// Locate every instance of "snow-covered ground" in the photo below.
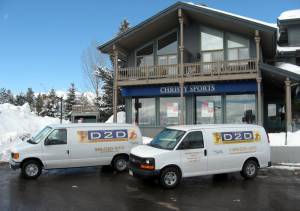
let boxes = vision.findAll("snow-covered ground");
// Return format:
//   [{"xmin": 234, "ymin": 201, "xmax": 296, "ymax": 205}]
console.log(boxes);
[
  {"xmin": 269, "ymin": 131, "xmax": 300, "ymax": 146},
  {"xmin": 105, "ymin": 111, "xmax": 126, "ymax": 123},
  {"xmin": 0, "ymin": 103, "xmax": 66, "ymax": 161}
]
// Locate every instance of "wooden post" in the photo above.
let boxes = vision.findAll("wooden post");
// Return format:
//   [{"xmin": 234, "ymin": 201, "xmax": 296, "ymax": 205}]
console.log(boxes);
[
  {"xmin": 285, "ymin": 78, "xmax": 292, "ymax": 132},
  {"xmin": 113, "ymin": 45, "xmax": 118, "ymax": 123},
  {"xmin": 178, "ymin": 9, "xmax": 185, "ymax": 125},
  {"xmin": 255, "ymin": 30, "xmax": 262, "ymax": 126}
]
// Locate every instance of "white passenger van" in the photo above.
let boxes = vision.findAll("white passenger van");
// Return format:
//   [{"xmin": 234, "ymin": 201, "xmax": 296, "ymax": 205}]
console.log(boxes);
[
  {"xmin": 129, "ymin": 124, "xmax": 271, "ymax": 189},
  {"xmin": 9, "ymin": 123, "xmax": 142, "ymax": 179}
]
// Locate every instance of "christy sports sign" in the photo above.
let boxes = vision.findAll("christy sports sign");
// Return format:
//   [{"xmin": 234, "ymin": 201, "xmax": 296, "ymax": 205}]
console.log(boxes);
[
  {"xmin": 77, "ymin": 129, "xmax": 137, "ymax": 143},
  {"xmin": 121, "ymin": 81, "xmax": 257, "ymax": 97}
]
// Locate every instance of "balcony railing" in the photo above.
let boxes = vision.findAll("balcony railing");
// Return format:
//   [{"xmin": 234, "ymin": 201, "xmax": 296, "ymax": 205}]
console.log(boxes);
[{"xmin": 118, "ymin": 59, "xmax": 257, "ymax": 82}]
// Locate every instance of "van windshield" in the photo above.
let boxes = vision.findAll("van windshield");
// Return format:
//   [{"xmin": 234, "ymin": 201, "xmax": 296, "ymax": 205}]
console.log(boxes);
[
  {"xmin": 148, "ymin": 129, "xmax": 185, "ymax": 150},
  {"xmin": 29, "ymin": 126, "xmax": 52, "ymax": 144}
]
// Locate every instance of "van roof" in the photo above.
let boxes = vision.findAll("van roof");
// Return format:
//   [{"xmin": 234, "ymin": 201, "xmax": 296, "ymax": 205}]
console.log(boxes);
[
  {"xmin": 167, "ymin": 124, "xmax": 263, "ymax": 132},
  {"xmin": 48, "ymin": 123, "xmax": 136, "ymax": 129}
]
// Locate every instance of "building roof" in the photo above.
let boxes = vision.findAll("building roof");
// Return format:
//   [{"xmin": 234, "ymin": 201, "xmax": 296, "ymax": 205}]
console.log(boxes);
[
  {"xmin": 99, "ymin": 1, "xmax": 277, "ymax": 59},
  {"xmin": 260, "ymin": 63, "xmax": 300, "ymax": 82},
  {"xmin": 167, "ymin": 124, "xmax": 262, "ymax": 131},
  {"xmin": 278, "ymin": 9, "xmax": 300, "ymax": 21},
  {"xmin": 277, "ymin": 45, "xmax": 300, "ymax": 53},
  {"xmin": 275, "ymin": 62, "xmax": 300, "ymax": 76}
]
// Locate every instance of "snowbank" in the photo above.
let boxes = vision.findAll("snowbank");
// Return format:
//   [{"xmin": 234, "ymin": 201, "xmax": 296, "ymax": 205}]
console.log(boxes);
[
  {"xmin": 0, "ymin": 103, "xmax": 65, "ymax": 161},
  {"xmin": 105, "ymin": 112, "xmax": 126, "ymax": 123},
  {"xmin": 278, "ymin": 9, "xmax": 300, "ymax": 21},
  {"xmin": 269, "ymin": 131, "xmax": 300, "ymax": 146}
]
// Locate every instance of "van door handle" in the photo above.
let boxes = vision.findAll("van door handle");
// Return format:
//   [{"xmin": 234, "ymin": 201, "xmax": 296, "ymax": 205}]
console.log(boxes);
[
  {"xmin": 66, "ymin": 150, "xmax": 70, "ymax": 155},
  {"xmin": 204, "ymin": 149, "xmax": 207, "ymax": 156}
]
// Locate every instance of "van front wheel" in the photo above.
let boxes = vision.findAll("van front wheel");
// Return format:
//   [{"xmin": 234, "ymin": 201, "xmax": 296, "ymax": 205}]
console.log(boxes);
[
  {"xmin": 21, "ymin": 160, "xmax": 42, "ymax": 179},
  {"xmin": 112, "ymin": 155, "xmax": 128, "ymax": 172},
  {"xmin": 241, "ymin": 160, "xmax": 258, "ymax": 179},
  {"xmin": 159, "ymin": 167, "xmax": 181, "ymax": 189}
]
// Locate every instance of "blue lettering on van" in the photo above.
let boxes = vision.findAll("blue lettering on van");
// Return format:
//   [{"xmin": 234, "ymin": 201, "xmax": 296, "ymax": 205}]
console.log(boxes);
[
  {"xmin": 221, "ymin": 131, "xmax": 254, "ymax": 142},
  {"xmin": 88, "ymin": 130, "xmax": 128, "ymax": 140}
]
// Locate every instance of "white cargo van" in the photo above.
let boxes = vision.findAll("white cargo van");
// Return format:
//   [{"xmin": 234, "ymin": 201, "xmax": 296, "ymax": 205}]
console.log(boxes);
[
  {"xmin": 129, "ymin": 124, "xmax": 271, "ymax": 189},
  {"xmin": 9, "ymin": 123, "xmax": 142, "ymax": 179}
]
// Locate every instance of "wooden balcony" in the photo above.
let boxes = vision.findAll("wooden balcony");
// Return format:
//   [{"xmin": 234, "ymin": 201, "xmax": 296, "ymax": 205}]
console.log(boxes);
[{"xmin": 117, "ymin": 59, "xmax": 257, "ymax": 86}]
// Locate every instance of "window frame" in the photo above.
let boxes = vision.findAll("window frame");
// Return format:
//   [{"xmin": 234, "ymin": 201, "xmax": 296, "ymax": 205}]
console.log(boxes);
[
  {"xmin": 135, "ymin": 41, "xmax": 155, "ymax": 67},
  {"xmin": 176, "ymin": 130, "xmax": 204, "ymax": 150},
  {"xmin": 227, "ymin": 33, "xmax": 250, "ymax": 61},
  {"xmin": 44, "ymin": 129, "xmax": 68, "ymax": 146}
]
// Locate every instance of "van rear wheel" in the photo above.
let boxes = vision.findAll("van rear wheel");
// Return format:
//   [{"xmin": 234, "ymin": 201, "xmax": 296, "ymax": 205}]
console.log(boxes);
[
  {"xmin": 112, "ymin": 155, "xmax": 128, "ymax": 172},
  {"xmin": 21, "ymin": 160, "xmax": 42, "ymax": 179},
  {"xmin": 241, "ymin": 160, "xmax": 258, "ymax": 179}
]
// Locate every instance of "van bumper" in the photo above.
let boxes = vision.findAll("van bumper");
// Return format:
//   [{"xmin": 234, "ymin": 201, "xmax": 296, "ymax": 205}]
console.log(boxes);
[
  {"xmin": 9, "ymin": 160, "xmax": 21, "ymax": 170},
  {"xmin": 129, "ymin": 164, "xmax": 160, "ymax": 178}
]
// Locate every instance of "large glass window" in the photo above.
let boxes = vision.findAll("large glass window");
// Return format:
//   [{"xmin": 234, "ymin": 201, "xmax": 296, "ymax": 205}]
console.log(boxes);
[
  {"xmin": 196, "ymin": 96, "xmax": 222, "ymax": 124},
  {"xmin": 160, "ymin": 97, "xmax": 184, "ymax": 125},
  {"xmin": 136, "ymin": 43, "xmax": 154, "ymax": 67},
  {"xmin": 201, "ymin": 27, "xmax": 224, "ymax": 63},
  {"xmin": 132, "ymin": 98, "xmax": 156, "ymax": 125},
  {"xmin": 227, "ymin": 33, "xmax": 249, "ymax": 61},
  {"xmin": 226, "ymin": 94, "xmax": 256, "ymax": 124}
]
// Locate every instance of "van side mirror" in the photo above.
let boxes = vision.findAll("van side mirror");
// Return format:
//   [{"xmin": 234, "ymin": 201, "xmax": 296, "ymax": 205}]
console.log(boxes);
[
  {"xmin": 44, "ymin": 138, "xmax": 51, "ymax": 146},
  {"xmin": 178, "ymin": 141, "xmax": 189, "ymax": 150}
]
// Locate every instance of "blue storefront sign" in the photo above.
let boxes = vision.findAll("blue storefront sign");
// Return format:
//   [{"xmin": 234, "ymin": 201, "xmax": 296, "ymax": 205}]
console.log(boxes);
[{"xmin": 121, "ymin": 81, "xmax": 257, "ymax": 97}]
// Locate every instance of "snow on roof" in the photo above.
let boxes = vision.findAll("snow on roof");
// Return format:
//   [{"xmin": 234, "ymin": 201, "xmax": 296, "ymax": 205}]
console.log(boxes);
[
  {"xmin": 186, "ymin": 2, "xmax": 277, "ymax": 28},
  {"xmin": 278, "ymin": 9, "xmax": 300, "ymax": 21},
  {"xmin": 167, "ymin": 124, "xmax": 262, "ymax": 131},
  {"xmin": 276, "ymin": 62, "xmax": 300, "ymax": 75},
  {"xmin": 277, "ymin": 45, "xmax": 300, "ymax": 52}
]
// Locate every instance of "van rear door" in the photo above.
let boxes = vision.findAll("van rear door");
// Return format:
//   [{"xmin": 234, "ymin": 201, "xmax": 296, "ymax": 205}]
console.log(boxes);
[{"xmin": 177, "ymin": 130, "xmax": 207, "ymax": 177}]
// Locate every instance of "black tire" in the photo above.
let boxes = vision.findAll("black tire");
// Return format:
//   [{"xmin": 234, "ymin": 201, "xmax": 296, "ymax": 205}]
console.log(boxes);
[
  {"xmin": 21, "ymin": 160, "xmax": 42, "ymax": 179},
  {"xmin": 159, "ymin": 167, "xmax": 181, "ymax": 189},
  {"xmin": 112, "ymin": 155, "xmax": 128, "ymax": 172},
  {"xmin": 241, "ymin": 160, "xmax": 258, "ymax": 179}
]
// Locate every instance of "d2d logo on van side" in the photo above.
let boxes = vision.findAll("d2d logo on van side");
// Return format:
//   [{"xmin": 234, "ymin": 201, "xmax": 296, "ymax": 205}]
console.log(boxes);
[
  {"xmin": 213, "ymin": 131, "xmax": 261, "ymax": 144},
  {"xmin": 77, "ymin": 130, "xmax": 129, "ymax": 143}
]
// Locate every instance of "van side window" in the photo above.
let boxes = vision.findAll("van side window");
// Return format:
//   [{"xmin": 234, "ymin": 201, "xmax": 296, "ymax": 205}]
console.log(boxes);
[
  {"xmin": 45, "ymin": 129, "xmax": 67, "ymax": 145},
  {"xmin": 178, "ymin": 131, "xmax": 204, "ymax": 149}
]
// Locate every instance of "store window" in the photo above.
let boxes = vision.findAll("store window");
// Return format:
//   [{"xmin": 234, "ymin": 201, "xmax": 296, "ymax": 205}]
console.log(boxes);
[
  {"xmin": 132, "ymin": 98, "xmax": 156, "ymax": 125},
  {"xmin": 200, "ymin": 26, "xmax": 224, "ymax": 62},
  {"xmin": 196, "ymin": 96, "xmax": 222, "ymax": 124},
  {"xmin": 227, "ymin": 33, "xmax": 249, "ymax": 61},
  {"xmin": 136, "ymin": 43, "xmax": 154, "ymax": 67},
  {"xmin": 160, "ymin": 97, "xmax": 183, "ymax": 125},
  {"xmin": 226, "ymin": 94, "xmax": 256, "ymax": 124}
]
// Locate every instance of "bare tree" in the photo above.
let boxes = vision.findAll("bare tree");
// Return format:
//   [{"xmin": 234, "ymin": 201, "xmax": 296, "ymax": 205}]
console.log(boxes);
[{"xmin": 82, "ymin": 41, "xmax": 108, "ymax": 102}]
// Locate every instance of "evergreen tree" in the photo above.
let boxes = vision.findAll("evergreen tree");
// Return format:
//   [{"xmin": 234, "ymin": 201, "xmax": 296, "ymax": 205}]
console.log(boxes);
[
  {"xmin": 0, "ymin": 88, "xmax": 14, "ymax": 104},
  {"xmin": 43, "ymin": 89, "xmax": 59, "ymax": 117},
  {"xmin": 96, "ymin": 67, "xmax": 124, "ymax": 121},
  {"xmin": 15, "ymin": 93, "xmax": 26, "ymax": 106},
  {"xmin": 25, "ymin": 88, "xmax": 35, "ymax": 110},
  {"xmin": 78, "ymin": 93, "xmax": 90, "ymax": 107},
  {"xmin": 65, "ymin": 83, "xmax": 77, "ymax": 117},
  {"xmin": 35, "ymin": 93, "xmax": 44, "ymax": 115},
  {"xmin": 118, "ymin": 19, "xmax": 130, "ymax": 35}
]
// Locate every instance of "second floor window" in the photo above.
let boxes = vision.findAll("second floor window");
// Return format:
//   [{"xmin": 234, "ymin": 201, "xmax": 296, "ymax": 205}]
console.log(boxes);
[
  {"xmin": 157, "ymin": 31, "xmax": 178, "ymax": 67},
  {"xmin": 200, "ymin": 26, "xmax": 224, "ymax": 62},
  {"xmin": 136, "ymin": 43, "xmax": 154, "ymax": 67},
  {"xmin": 227, "ymin": 33, "xmax": 249, "ymax": 61}
]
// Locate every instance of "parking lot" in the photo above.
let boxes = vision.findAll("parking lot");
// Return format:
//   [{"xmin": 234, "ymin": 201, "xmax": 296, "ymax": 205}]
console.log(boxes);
[{"xmin": 0, "ymin": 164, "xmax": 300, "ymax": 211}]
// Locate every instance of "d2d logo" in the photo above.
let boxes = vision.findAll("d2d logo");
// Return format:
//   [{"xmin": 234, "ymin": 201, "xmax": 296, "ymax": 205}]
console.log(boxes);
[
  {"xmin": 77, "ymin": 130, "xmax": 128, "ymax": 143},
  {"xmin": 213, "ymin": 131, "xmax": 260, "ymax": 144}
]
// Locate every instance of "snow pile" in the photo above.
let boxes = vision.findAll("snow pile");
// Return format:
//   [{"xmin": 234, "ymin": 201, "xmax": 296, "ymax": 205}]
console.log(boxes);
[
  {"xmin": 278, "ymin": 9, "xmax": 300, "ymax": 21},
  {"xmin": 275, "ymin": 62, "xmax": 300, "ymax": 75},
  {"xmin": 269, "ymin": 131, "xmax": 300, "ymax": 146},
  {"xmin": 143, "ymin": 137, "xmax": 152, "ymax": 145},
  {"xmin": 0, "ymin": 103, "xmax": 64, "ymax": 161},
  {"xmin": 105, "ymin": 112, "xmax": 126, "ymax": 123},
  {"xmin": 277, "ymin": 46, "xmax": 300, "ymax": 53}
]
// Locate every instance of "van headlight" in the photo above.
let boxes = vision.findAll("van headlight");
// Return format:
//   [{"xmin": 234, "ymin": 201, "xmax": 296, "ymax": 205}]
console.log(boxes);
[
  {"xmin": 11, "ymin": 152, "xmax": 20, "ymax": 160},
  {"xmin": 140, "ymin": 158, "xmax": 155, "ymax": 170}
]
